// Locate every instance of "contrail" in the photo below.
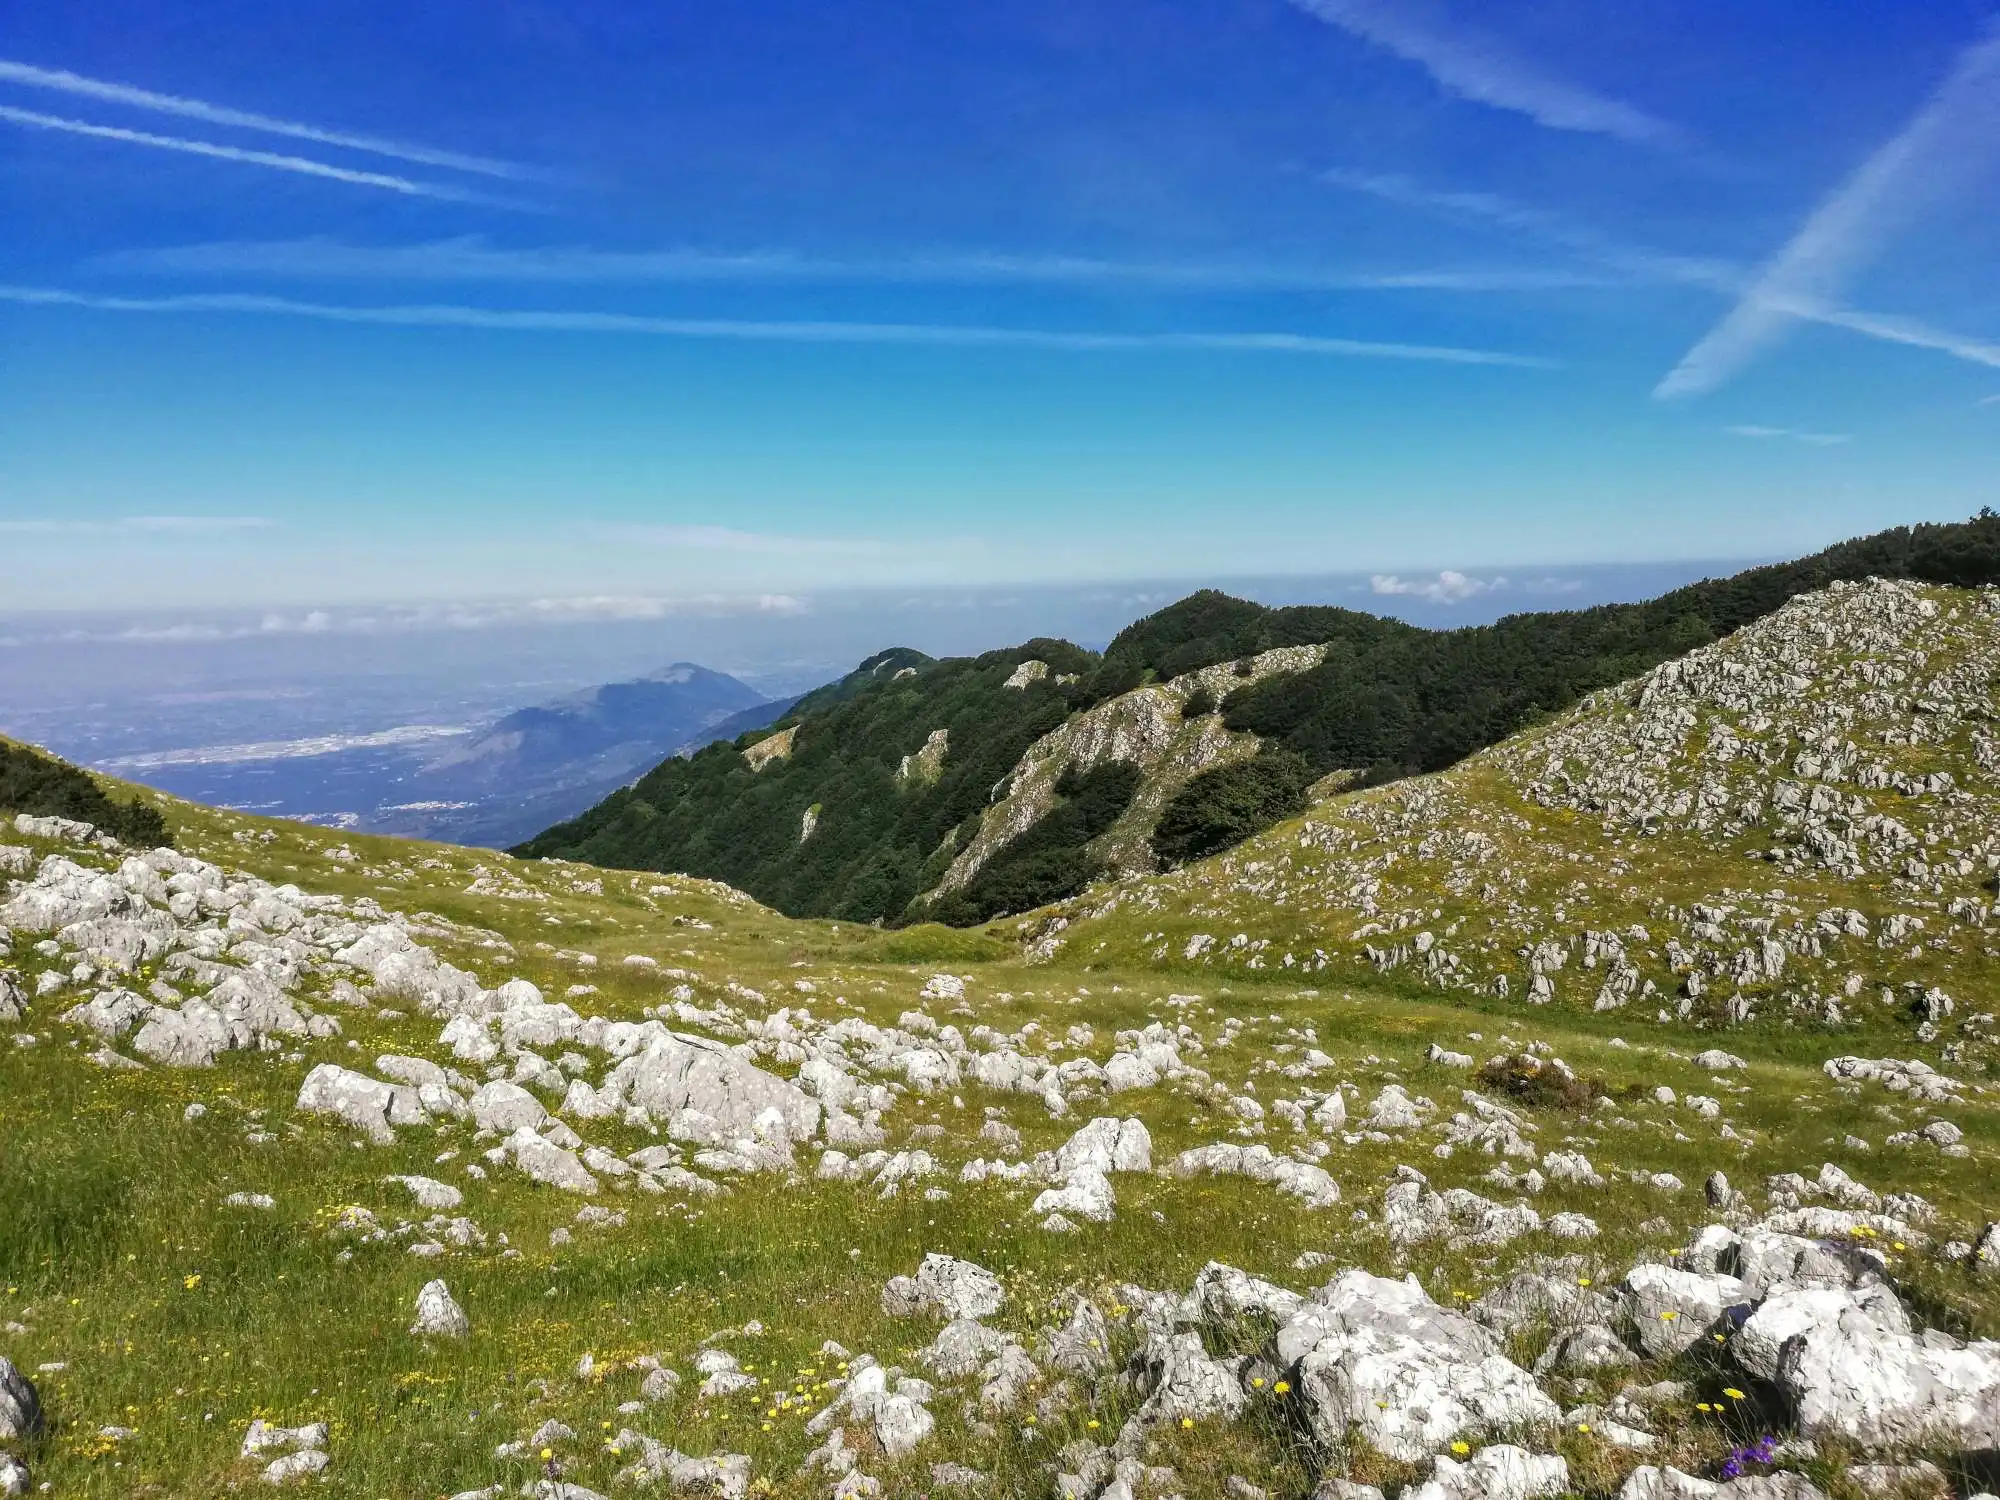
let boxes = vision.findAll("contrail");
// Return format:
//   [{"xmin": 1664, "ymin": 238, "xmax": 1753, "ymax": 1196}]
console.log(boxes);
[
  {"xmin": 0, "ymin": 57, "xmax": 523, "ymax": 177},
  {"xmin": 1285, "ymin": 0, "xmax": 1679, "ymax": 147},
  {"xmin": 0, "ymin": 104, "xmax": 501, "ymax": 202},
  {"xmin": 0, "ymin": 284, "xmax": 1557, "ymax": 367},
  {"xmin": 1657, "ymin": 23, "xmax": 2000, "ymax": 398},
  {"xmin": 1328, "ymin": 168, "xmax": 2000, "ymax": 378}
]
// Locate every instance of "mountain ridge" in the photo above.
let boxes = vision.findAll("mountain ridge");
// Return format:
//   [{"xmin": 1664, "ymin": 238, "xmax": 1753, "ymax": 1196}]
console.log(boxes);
[{"xmin": 517, "ymin": 512, "xmax": 2000, "ymax": 925}]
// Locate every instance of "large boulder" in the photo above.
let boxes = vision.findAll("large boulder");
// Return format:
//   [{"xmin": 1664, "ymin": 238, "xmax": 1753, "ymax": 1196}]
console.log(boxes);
[
  {"xmin": 501, "ymin": 1127, "xmax": 599, "ymax": 1194},
  {"xmin": 1281, "ymin": 1270, "xmax": 1557, "ymax": 1460},
  {"xmin": 469, "ymin": 1079, "xmax": 547, "ymax": 1134},
  {"xmin": 1732, "ymin": 1283, "xmax": 1909, "ymax": 1381},
  {"xmin": 1167, "ymin": 1143, "xmax": 1340, "ymax": 1208},
  {"xmin": 1053, "ymin": 1117, "xmax": 1152, "ymax": 1175},
  {"xmin": 296, "ymin": 1064, "xmax": 428, "ymax": 1144},
  {"xmin": 603, "ymin": 1034, "xmax": 821, "ymax": 1145},
  {"xmin": 0, "ymin": 857, "xmax": 142, "ymax": 932},
  {"xmin": 132, "ymin": 1000, "xmax": 239, "ymax": 1067},
  {"xmin": 886, "ymin": 1254, "xmax": 1007, "ymax": 1321},
  {"xmin": 410, "ymin": 1280, "xmax": 470, "ymax": 1340},
  {"xmin": 1757, "ymin": 1287, "xmax": 2000, "ymax": 1450},
  {"xmin": 915, "ymin": 1253, "xmax": 1006, "ymax": 1320},
  {"xmin": 1128, "ymin": 1330, "xmax": 1248, "ymax": 1429}
]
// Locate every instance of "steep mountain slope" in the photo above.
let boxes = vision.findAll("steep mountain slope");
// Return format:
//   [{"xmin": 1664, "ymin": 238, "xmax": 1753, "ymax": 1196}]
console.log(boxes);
[
  {"xmin": 520, "ymin": 514, "xmax": 2000, "ymax": 929},
  {"xmin": 1024, "ymin": 579, "xmax": 2000, "ymax": 1052},
  {"xmin": 385, "ymin": 663, "xmax": 774, "ymax": 847},
  {"xmin": 923, "ymin": 642, "xmax": 1334, "ymax": 924}
]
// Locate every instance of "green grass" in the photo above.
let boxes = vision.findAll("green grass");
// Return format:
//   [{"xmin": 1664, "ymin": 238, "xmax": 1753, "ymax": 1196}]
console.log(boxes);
[{"xmin": 3, "ymin": 700, "xmax": 1999, "ymax": 1497}]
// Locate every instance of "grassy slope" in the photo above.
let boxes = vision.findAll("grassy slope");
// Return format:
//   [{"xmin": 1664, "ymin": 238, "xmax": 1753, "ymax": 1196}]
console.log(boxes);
[
  {"xmin": 4, "ymin": 604, "xmax": 2000, "ymax": 1498},
  {"xmin": 1025, "ymin": 582, "xmax": 2000, "ymax": 1043}
]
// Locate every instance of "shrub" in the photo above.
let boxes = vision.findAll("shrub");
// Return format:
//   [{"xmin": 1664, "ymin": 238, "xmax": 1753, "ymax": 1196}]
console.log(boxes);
[
  {"xmin": 1474, "ymin": 1055, "xmax": 1607, "ymax": 1113},
  {"xmin": 1152, "ymin": 749, "xmax": 1313, "ymax": 867},
  {"xmin": 0, "ymin": 740, "xmax": 171, "ymax": 848}
]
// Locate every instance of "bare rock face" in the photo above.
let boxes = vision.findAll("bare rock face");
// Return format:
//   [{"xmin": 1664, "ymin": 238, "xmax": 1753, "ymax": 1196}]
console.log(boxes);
[
  {"xmin": 935, "ymin": 643, "xmax": 1330, "ymax": 896},
  {"xmin": 1294, "ymin": 1313, "xmax": 1557, "ymax": 1460}
]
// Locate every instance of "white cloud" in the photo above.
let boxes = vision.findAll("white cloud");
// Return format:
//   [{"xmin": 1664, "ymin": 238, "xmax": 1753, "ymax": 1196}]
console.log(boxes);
[
  {"xmin": 258, "ymin": 610, "xmax": 334, "ymax": 633},
  {"xmin": 1370, "ymin": 569, "xmax": 1505, "ymax": 603},
  {"xmin": 0, "ymin": 104, "xmax": 504, "ymax": 202},
  {"xmin": 1285, "ymin": 0, "xmax": 1679, "ymax": 146},
  {"xmin": 0, "ymin": 57, "xmax": 524, "ymax": 177},
  {"xmin": 95, "ymin": 235, "xmax": 1612, "ymax": 294},
  {"xmin": 0, "ymin": 514, "xmax": 272, "ymax": 534},
  {"xmin": 1657, "ymin": 23, "xmax": 2000, "ymax": 399},
  {"xmin": 0, "ymin": 284, "xmax": 1554, "ymax": 367},
  {"xmin": 1726, "ymin": 424, "xmax": 1850, "ymax": 446},
  {"xmin": 515, "ymin": 594, "xmax": 810, "ymax": 622}
]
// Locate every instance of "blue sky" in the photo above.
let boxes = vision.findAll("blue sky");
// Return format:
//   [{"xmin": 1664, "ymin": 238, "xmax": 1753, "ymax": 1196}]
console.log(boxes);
[{"xmin": 3, "ymin": 0, "xmax": 1998, "ymax": 611}]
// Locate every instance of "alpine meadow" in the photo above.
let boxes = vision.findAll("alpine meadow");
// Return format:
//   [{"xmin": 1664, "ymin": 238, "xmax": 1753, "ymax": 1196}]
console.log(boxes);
[{"xmin": 7, "ymin": 4, "xmax": 2000, "ymax": 1500}]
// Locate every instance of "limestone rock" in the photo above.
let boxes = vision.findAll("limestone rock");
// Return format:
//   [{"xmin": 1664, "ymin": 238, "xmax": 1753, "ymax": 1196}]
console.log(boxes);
[{"xmin": 411, "ymin": 1279, "xmax": 470, "ymax": 1339}]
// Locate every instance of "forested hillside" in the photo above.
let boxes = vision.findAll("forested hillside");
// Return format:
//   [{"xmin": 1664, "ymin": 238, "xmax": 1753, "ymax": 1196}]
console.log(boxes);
[
  {"xmin": 517, "ymin": 641, "xmax": 1099, "ymax": 921},
  {"xmin": 519, "ymin": 512, "xmax": 2000, "ymax": 925}
]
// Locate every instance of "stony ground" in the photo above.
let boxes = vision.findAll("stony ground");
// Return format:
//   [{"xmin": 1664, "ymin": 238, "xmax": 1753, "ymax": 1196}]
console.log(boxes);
[{"xmin": 4, "ymin": 580, "xmax": 2000, "ymax": 1500}]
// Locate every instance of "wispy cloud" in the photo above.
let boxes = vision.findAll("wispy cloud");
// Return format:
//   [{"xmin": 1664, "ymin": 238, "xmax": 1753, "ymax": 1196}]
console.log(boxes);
[
  {"xmin": 1370, "ymin": 569, "xmax": 1504, "ymax": 603},
  {"xmin": 0, "ymin": 104, "xmax": 507, "ymax": 203},
  {"xmin": 0, "ymin": 514, "xmax": 272, "ymax": 535},
  {"xmin": 0, "ymin": 57, "xmax": 523, "ymax": 177},
  {"xmin": 1656, "ymin": 23, "xmax": 2000, "ymax": 399},
  {"xmin": 1328, "ymin": 168, "xmax": 2000, "ymax": 378},
  {"xmin": 1324, "ymin": 170, "xmax": 1734, "ymax": 287},
  {"xmin": 1725, "ymin": 423, "xmax": 1850, "ymax": 446},
  {"xmin": 93, "ymin": 235, "xmax": 1611, "ymax": 294},
  {"xmin": 0, "ymin": 594, "xmax": 817, "ymax": 649},
  {"xmin": 599, "ymin": 524, "xmax": 895, "ymax": 557},
  {"xmin": 0, "ymin": 285, "xmax": 1555, "ymax": 367},
  {"xmin": 1284, "ymin": 0, "xmax": 1679, "ymax": 147}
]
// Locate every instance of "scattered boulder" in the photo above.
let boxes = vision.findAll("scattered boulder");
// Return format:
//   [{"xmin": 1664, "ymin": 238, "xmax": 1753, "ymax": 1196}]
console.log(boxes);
[{"xmin": 410, "ymin": 1279, "xmax": 470, "ymax": 1340}]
